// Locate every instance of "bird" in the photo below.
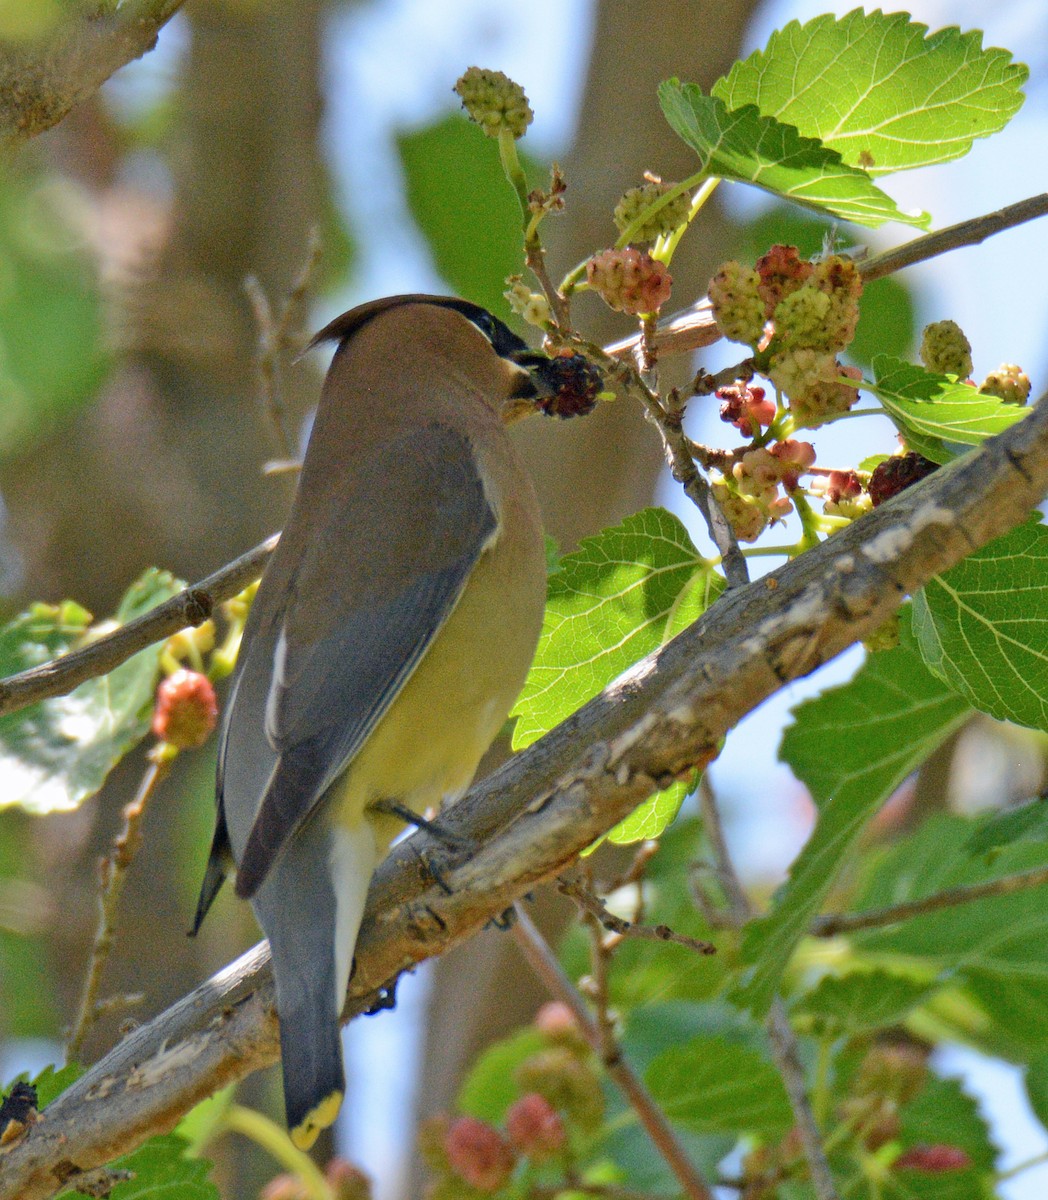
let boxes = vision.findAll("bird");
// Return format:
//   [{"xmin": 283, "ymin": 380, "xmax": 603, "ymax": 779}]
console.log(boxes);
[{"xmin": 190, "ymin": 295, "xmax": 554, "ymax": 1150}]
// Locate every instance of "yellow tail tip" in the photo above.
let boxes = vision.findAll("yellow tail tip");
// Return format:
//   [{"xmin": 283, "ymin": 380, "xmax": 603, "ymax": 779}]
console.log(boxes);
[{"xmin": 290, "ymin": 1090, "xmax": 344, "ymax": 1150}]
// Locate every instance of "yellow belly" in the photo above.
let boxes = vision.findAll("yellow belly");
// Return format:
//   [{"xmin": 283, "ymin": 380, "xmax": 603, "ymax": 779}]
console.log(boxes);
[{"xmin": 330, "ymin": 534, "xmax": 544, "ymax": 853}]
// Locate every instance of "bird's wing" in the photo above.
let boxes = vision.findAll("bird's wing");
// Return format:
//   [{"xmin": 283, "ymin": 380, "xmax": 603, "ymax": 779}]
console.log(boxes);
[{"xmin": 224, "ymin": 423, "xmax": 498, "ymax": 899}]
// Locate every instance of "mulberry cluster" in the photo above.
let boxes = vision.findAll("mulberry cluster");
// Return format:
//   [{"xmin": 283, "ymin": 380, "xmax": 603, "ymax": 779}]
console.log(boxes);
[
  {"xmin": 587, "ymin": 247, "xmax": 672, "ymax": 315},
  {"xmin": 613, "ymin": 180, "xmax": 691, "ymax": 242},
  {"xmin": 919, "ymin": 320, "xmax": 972, "ymax": 378},
  {"xmin": 454, "ymin": 67, "xmax": 533, "ymax": 139},
  {"xmin": 708, "ymin": 260, "xmax": 765, "ymax": 346},
  {"xmin": 819, "ymin": 469, "xmax": 871, "ymax": 520},
  {"xmin": 868, "ymin": 452, "xmax": 938, "ymax": 507},
  {"xmin": 979, "ymin": 362, "xmax": 1031, "ymax": 405},
  {"xmin": 710, "ymin": 245, "xmax": 863, "ymax": 427},
  {"xmin": 421, "ymin": 1003, "xmax": 598, "ymax": 1198},
  {"xmin": 152, "ymin": 669, "xmax": 218, "ymax": 750},
  {"xmin": 712, "ymin": 439, "xmax": 815, "ymax": 542},
  {"xmin": 717, "ymin": 381, "xmax": 776, "ymax": 434}
]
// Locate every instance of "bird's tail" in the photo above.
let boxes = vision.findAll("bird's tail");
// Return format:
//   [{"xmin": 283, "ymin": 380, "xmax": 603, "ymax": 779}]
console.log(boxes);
[{"xmin": 253, "ymin": 815, "xmax": 378, "ymax": 1149}]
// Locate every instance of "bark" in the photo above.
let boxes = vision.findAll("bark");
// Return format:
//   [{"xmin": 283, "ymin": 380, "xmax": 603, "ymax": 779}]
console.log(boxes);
[{"xmin": 0, "ymin": 1, "xmax": 185, "ymax": 147}]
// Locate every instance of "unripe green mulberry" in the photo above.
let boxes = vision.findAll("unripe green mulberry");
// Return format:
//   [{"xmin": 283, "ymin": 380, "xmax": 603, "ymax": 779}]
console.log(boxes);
[
  {"xmin": 766, "ymin": 346, "xmax": 837, "ymax": 400},
  {"xmin": 773, "ymin": 284, "xmax": 833, "ymax": 348},
  {"xmin": 709, "ymin": 261, "xmax": 765, "ymax": 346},
  {"xmin": 789, "ymin": 363, "xmax": 862, "ymax": 428},
  {"xmin": 811, "ymin": 255, "xmax": 862, "ymax": 350},
  {"xmin": 979, "ymin": 362, "xmax": 1031, "ymax": 405},
  {"xmin": 613, "ymin": 181, "xmax": 691, "ymax": 242},
  {"xmin": 920, "ymin": 320, "xmax": 973, "ymax": 378},
  {"xmin": 454, "ymin": 67, "xmax": 533, "ymax": 139}
]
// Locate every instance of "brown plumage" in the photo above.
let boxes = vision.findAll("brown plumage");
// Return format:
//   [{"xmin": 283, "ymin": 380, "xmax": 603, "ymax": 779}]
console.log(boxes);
[{"xmin": 193, "ymin": 296, "xmax": 550, "ymax": 1148}]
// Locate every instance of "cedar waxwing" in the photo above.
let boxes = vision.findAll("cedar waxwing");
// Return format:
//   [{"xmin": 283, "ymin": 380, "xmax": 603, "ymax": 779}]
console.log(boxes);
[{"xmin": 192, "ymin": 295, "xmax": 556, "ymax": 1150}]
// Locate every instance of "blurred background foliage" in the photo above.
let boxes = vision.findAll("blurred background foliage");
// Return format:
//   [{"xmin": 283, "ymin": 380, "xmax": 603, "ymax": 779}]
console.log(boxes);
[{"xmin": 0, "ymin": 2, "xmax": 1046, "ymax": 1199}]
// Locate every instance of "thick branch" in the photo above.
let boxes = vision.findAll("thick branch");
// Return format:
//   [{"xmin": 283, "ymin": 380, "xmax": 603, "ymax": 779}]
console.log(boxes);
[
  {"xmin": 0, "ymin": 0, "xmax": 185, "ymax": 147},
  {"xmin": 3, "ymin": 395, "xmax": 1048, "ymax": 1198}
]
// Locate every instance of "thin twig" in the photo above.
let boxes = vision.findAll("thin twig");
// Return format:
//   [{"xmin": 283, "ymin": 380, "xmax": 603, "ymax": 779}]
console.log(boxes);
[
  {"xmin": 604, "ymin": 193, "xmax": 1048, "ymax": 362},
  {"xmin": 571, "ymin": 337, "xmax": 749, "ymax": 588},
  {"xmin": 244, "ymin": 227, "xmax": 323, "ymax": 459},
  {"xmin": 511, "ymin": 904, "xmax": 715, "ymax": 1200},
  {"xmin": 67, "ymin": 755, "xmax": 172, "ymax": 1061},
  {"xmin": 558, "ymin": 874, "xmax": 716, "ymax": 956},
  {"xmin": 698, "ymin": 784, "xmax": 840, "ymax": 1200},
  {"xmin": 0, "ymin": 535, "xmax": 278, "ymax": 721},
  {"xmin": 859, "ymin": 193, "xmax": 1048, "ymax": 284},
  {"xmin": 811, "ymin": 864, "xmax": 1048, "ymax": 937}
]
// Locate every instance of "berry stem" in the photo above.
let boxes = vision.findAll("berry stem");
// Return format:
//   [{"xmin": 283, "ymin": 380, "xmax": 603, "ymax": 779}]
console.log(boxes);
[
  {"xmin": 652, "ymin": 177, "xmax": 720, "ymax": 266},
  {"xmin": 220, "ymin": 1104, "xmax": 335, "ymax": 1200},
  {"xmin": 614, "ymin": 171, "xmax": 708, "ymax": 251}
]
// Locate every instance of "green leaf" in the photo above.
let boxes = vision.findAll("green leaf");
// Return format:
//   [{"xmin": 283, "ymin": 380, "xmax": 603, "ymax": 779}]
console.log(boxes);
[
  {"xmin": 658, "ymin": 82, "xmax": 927, "ymax": 229},
  {"xmin": 713, "ymin": 10, "xmax": 1027, "ymax": 177},
  {"xmin": 398, "ymin": 114, "xmax": 543, "ymax": 322},
  {"xmin": 899, "ymin": 1076, "xmax": 997, "ymax": 1173},
  {"xmin": 646, "ymin": 1034, "xmax": 792, "ymax": 1136},
  {"xmin": 1024, "ymin": 1054, "xmax": 1048, "ymax": 1133},
  {"xmin": 736, "ymin": 610, "xmax": 971, "ymax": 1014},
  {"xmin": 965, "ymin": 796, "xmax": 1048, "ymax": 860},
  {"xmin": 913, "ymin": 519, "xmax": 1048, "ymax": 733},
  {"xmin": 604, "ymin": 777, "xmax": 692, "ymax": 847},
  {"xmin": 793, "ymin": 970, "xmax": 934, "ymax": 1036},
  {"xmin": 0, "ymin": 568, "xmax": 185, "ymax": 814},
  {"xmin": 3, "ymin": 1062, "xmax": 83, "ymax": 1108},
  {"xmin": 512, "ymin": 507, "xmax": 720, "ymax": 749},
  {"xmin": 457, "ymin": 1028, "xmax": 546, "ymax": 1123},
  {"xmin": 0, "ymin": 171, "xmax": 109, "ymax": 459},
  {"xmin": 59, "ymin": 1133, "xmax": 219, "ymax": 1200},
  {"xmin": 852, "ymin": 815, "xmax": 1048, "ymax": 1058},
  {"xmin": 869, "ymin": 356, "xmax": 1028, "ymax": 464}
]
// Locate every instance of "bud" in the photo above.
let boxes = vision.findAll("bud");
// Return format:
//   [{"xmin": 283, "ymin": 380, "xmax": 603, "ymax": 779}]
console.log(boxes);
[
  {"xmin": 454, "ymin": 67, "xmax": 533, "ymax": 139},
  {"xmin": 504, "ymin": 277, "xmax": 551, "ymax": 329},
  {"xmin": 261, "ymin": 1176, "xmax": 307, "ymax": 1200},
  {"xmin": 505, "ymin": 1093, "xmax": 566, "ymax": 1162},
  {"xmin": 534, "ymin": 1002, "xmax": 590, "ymax": 1056},
  {"xmin": 444, "ymin": 1116, "xmax": 515, "ymax": 1192},
  {"xmin": 326, "ymin": 1159, "xmax": 372, "ymax": 1200},
  {"xmin": 152, "ymin": 669, "xmax": 218, "ymax": 749},
  {"xmin": 516, "ymin": 1048, "xmax": 605, "ymax": 1133}
]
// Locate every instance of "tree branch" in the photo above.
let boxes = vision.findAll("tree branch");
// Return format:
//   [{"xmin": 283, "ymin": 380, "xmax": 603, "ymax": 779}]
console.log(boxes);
[
  {"xmin": 2, "ymin": 392, "xmax": 1047, "ymax": 1198},
  {"xmin": 811, "ymin": 863, "xmax": 1048, "ymax": 937},
  {"xmin": 604, "ymin": 192, "xmax": 1048, "ymax": 361},
  {"xmin": 0, "ymin": 0, "xmax": 185, "ymax": 147},
  {"xmin": 0, "ymin": 535, "xmax": 278, "ymax": 720}
]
